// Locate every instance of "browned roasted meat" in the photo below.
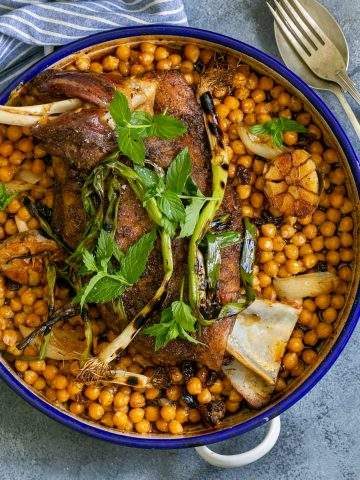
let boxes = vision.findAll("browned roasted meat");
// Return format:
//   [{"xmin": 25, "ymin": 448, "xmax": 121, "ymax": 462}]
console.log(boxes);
[
  {"xmin": 0, "ymin": 230, "xmax": 61, "ymax": 285},
  {"xmin": 32, "ymin": 109, "xmax": 116, "ymax": 172},
  {"xmin": 51, "ymin": 170, "xmax": 87, "ymax": 249},
  {"xmin": 29, "ymin": 69, "xmax": 117, "ymax": 107},
  {"xmin": 35, "ymin": 69, "xmax": 242, "ymax": 370},
  {"xmin": 136, "ymin": 316, "xmax": 234, "ymax": 371}
]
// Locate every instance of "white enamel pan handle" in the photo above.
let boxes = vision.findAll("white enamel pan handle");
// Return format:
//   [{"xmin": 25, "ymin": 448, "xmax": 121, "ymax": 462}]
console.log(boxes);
[{"xmin": 194, "ymin": 416, "xmax": 281, "ymax": 468}]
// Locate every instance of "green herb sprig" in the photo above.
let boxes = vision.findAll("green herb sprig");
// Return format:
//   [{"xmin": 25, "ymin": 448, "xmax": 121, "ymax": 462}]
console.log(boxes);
[
  {"xmin": 250, "ymin": 118, "xmax": 307, "ymax": 147},
  {"xmin": 0, "ymin": 183, "xmax": 14, "ymax": 211},
  {"xmin": 109, "ymin": 91, "xmax": 187, "ymax": 165},
  {"xmin": 134, "ymin": 148, "xmax": 209, "ymax": 237},
  {"xmin": 143, "ymin": 277, "xmax": 201, "ymax": 352},
  {"xmin": 74, "ymin": 229, "xmax": 156, "ymax": 309}
]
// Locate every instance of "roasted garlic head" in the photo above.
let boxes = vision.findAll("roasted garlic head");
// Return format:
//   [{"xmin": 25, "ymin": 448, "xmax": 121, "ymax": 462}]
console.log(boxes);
[{"xmin": 264, "ymin": 149, "xmax": 319, "ymax": 217}]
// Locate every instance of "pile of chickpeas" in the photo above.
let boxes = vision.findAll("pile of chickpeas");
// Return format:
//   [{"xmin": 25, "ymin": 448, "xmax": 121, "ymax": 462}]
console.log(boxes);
[{"xmin": 0, "ymin": 40, "xmax": 356, "ymax": 434}]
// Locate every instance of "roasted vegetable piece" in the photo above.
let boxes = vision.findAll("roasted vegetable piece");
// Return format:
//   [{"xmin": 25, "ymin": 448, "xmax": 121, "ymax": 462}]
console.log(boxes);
[
  {"xmin": 0, "ymin": 230, "xmax": 62, "ymax": 284},
  {"xmin": 226, "ymin": 299, "xmax": 300, "ymax": 385},
  {"xmin": 264, "ymin": 149, "xmax": 320, "ymax": 217}
]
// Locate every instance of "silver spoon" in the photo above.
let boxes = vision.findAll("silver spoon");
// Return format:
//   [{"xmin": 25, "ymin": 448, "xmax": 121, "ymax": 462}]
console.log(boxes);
[{"xmin": 273, "ymin": 0, "xmax": 360, "ymax": 138}]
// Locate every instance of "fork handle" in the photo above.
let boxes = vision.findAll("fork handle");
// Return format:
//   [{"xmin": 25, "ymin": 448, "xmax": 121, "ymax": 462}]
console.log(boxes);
[
  {"xmin": 333, "ymin": 87, "xmax": 360, "ymax": 139},
  {"xmin": 336, "ymin": 70, "xmax": 360, "ymax": 105}
]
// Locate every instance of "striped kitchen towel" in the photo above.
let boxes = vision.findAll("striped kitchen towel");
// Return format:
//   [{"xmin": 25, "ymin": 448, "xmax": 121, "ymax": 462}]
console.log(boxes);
[{"xmin": 0, "ymin": 0, "xmax": 188, "ymax": 89}]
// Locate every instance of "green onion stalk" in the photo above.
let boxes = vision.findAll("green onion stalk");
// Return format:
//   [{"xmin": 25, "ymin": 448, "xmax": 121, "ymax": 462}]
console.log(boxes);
[
  {"xmin": 188, "ymin": 91, "xmax": 229, "ymax": 323},
  {"xmin": 78, "ymin": 155, "xmax": 174, "ymax": 382}
]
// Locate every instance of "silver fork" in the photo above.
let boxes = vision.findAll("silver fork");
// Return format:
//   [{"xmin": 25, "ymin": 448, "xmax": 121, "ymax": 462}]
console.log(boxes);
[{"xmin": 267, "ymin": 0, "xmax": 360, "ymax": 105}]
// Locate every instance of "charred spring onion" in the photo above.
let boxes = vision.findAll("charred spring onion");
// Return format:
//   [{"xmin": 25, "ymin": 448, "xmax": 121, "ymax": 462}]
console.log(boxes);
[
  {"xmin": 240, "ymin": 218, "xmax": 257, "ymax": 305},
  {"xmin": 17, "ymin": 305, "xmax": 80, "ymax": 351},
  {"xmin": 188, "ymin": 91, "xmax": 229, "ymax": 321},
  {"xmin": 78, "ymin": 155, "xmax": 175, "ymax": 382}
]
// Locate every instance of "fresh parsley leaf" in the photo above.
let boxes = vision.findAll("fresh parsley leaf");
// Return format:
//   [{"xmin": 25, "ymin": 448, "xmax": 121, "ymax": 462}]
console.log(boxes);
[
  {"xmin": 109, "ymin": 91, "xmax": 131, "ymax": 125},
  {"xmin": 250, "ymin": 118, "xmax": 307, "ymax": 147},
  {"xmin": 158, "ymin": 190, "xmax": 185, "ymax": 223},
  {"xmin": 119, "ymin": 229, "xmax": 157, "ymax": 284},
  {"xmin": 165, "ymin": 148, "xmax": 191, "ymax": 194},
  {"xmin": 0, "ymin": 183, "xmax": 14, "ymax": 211},
  {"xmin": 144, "ymin": 299, "xmax": 199, "ymax": 350},
  {"xmin": 151, "ymin": 113, "xmax": 187, "ymax": 139}
]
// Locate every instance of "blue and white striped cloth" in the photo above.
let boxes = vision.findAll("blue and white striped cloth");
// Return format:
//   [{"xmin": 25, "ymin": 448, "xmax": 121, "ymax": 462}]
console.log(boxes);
[{"xmin": 0, "ymin": 0, "xmax": 188, "ymax": 89}]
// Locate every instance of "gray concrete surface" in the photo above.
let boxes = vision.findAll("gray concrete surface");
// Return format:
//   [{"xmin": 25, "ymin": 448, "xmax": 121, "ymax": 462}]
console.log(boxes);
[{"xmin": 0, "ymin": 1, "xmax": 359, "ymax": 479}]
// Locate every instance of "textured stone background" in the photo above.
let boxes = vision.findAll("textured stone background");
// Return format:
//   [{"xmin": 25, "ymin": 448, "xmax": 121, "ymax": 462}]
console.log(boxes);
[{"xmin": 0, "ymin": 1, "xmax": 359, "ymax": 479}]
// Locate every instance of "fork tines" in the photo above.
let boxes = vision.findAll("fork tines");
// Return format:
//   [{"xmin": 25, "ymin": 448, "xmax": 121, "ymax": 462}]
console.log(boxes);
[{"xmin": 267, "ymin": 0, "xmax": 327, "ymax": 58}]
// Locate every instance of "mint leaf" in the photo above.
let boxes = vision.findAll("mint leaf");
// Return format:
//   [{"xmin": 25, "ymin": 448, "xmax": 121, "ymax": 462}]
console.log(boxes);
[
  {"xmin": 151, "ymin": 113, "xmax": 187, "ymax": 139},
  {"xmin": 0, "ymin": 183, "xmax": 14, "ymax": 211},
  {"xmin": 179, "ymin": 196, "xmax": 207, "ymax": 238},
  {"xmin": 158, "ymin": 190, "xmax": 185, "ymax": 223},
  {"xmin": 82, "ymin": 250, "xmax": 97, "ymax": 273},
  {"xmin": 109, "ymin": 91, "xmax": 131, "ymax": 125},
  {"xmin": 117, "ymin": 127, "xmax": 146, "ymax": 165},
  {"xmin": 96, "ymin": 230, "xmax": 115, "ymax": 263},
  {"xmin": 119, "ymin": 229, "xmax": 156, "ymax": 284},
  {"xmin": 134, "ymin": 165, "xmax": 160, "ymax": 188},
  {"xmin": 144, "ymin": 300, "xmax": 199, "ymax": 350},
  {"xmin": 76, "ymin": 274, "xmax": 127, "ymax": 308},
  {"xmin": 250, "ymin": 118, "xmax": 307, "ymax": 147},
  {"xmin": 165, "ymin": 148, "xmax": 191, "ymax": 194},
  {"xmin": 172, "ymin": 301, "xmax": 196, "ymax": 332}
]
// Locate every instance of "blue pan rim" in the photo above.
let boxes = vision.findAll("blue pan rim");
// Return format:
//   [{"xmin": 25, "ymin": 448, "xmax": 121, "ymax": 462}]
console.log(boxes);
[{"xmin": 0, "ymin": 24, "xmax": 359, "ymax": 450}]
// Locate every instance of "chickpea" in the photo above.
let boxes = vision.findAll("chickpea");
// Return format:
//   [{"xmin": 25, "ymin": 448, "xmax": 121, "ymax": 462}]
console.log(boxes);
[
  {"xmin": 262, "ymin": 285, "xmax": 277, "ymax": 301},
  {"xmin": 339, "ymin": 216, "xmax": 353, "ymax": 233},
  {"xmin": 231, "ymin": 140, "xmax": 246, "ymax": 155},
  {"xmin": 88, "ymin": 403, "xmax": 105, "ymax": 421},
  {"xmin": 130, "ymin": 391, "xmax": 145, "ymax": 408},
  {"xmin": 116, "ymin": 44, "xmax": 131, "ymax": 61},
  {"xmin": 52, "ymin": 374, "xmax": 68, "ymax": 390},
  {"xmin": 259, "ymin": 251, "xmax": 273, "ymax": 263},
  {"xmin": 339, "ymin": 265, "xmax": 352, "ymax": 282},
  {"xmin": 258, "ymin": 76, "xmax": 274, "ymax": 90},
  {"xmin": 224, "ymin": 96, "xmax": 240, "ymax": 110},
  {"xmin": 263, "ymin": 260, "xmax": 279, "ymax": 277},
  {"xmin": 160, "ymin": 405, "xmax": 176, "ymax": 422},
  {"xmin": 283, "ymin": 352, "xmax": 298, "ymax": 370},
  {"xmin": 187, "ymin": 377, "xmax": 202, "ymax": 395},
  {"xmin": 250, "ymin": 192, "xmax": 264, "ymax": 209},
  {"xmin": 284, "ymin": 244, "xmax": 299, "ymax": 260},
  {"xmin": 340, "ymin": 232, "xmax": 353, "ymax": 247},
  {"xmin": 6, "ymin": 126, "xmax": 22, "ymax": 142},
  {"xmin": 285, "ymin": 259, "xmax": 302, "ymax": 275},
  {"xmin": 129, "ymin": 407, "xmax": 145, "ymax": 424},
  {"xmin": 258, "ymin": 237, "xmax": 273, "ymax": 252},
  {"xmin": 303, "ymin": 330, "xmax": 318, "ymax": 346},
  {"xmin": 241, "ymin": 98, "xmax": 255, "ymax": 113},
  {"xmin": 145, "ymin": 406, "xmax": 159, "ymax": 422},
  {"xmin": 302, "ymin": 349, "xmax": 317, "ymax": 365},
  {"xmin": 154, "ymin": 46, "xmax": 169, "ymax": 61},
  {"xmin": 236, "ymin": 184, "xmax": 251, "ymax": 200},
  {"xmin": 197, "ymin": 389, "xmax": 212, "ymax": 404},
  {"xmin": 251, "ymin": 89, "xmax": 266, "ymax": 103},
  {"xmin": 287, "ymin": 337, "xmax": 304, "ymax": 353},
  {"xmin": 283, "ymin": 131, "xmax": 298, "ymax": 146},
  {"xmin": 316, "ymin": 322, "xmax": 333, "ymax": 339},
  {"xmin": 311, "ymin": 236, "xmax": 324, "ymax": 252}
]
